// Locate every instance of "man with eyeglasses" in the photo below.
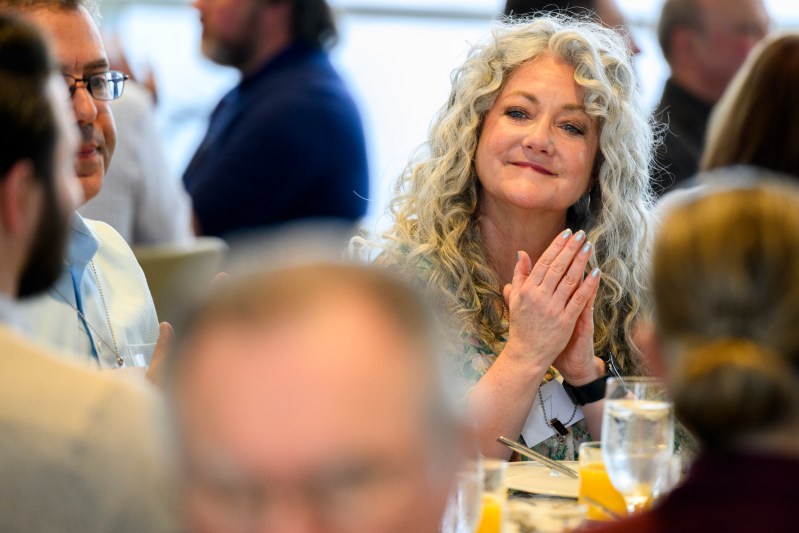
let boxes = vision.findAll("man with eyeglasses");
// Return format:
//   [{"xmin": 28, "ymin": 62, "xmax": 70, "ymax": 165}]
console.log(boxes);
[
  {"xmin": 0, "ymin": 13, "xmax": 177, "ymax": 530},
  {"xmin": 0, "ymin": 0, "xmax": 166, "ymax": 375}
]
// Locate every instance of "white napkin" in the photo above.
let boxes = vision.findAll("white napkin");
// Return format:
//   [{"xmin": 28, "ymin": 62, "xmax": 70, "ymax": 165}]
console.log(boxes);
[{"xmin": 521, "ymin": 377, "xmax": 584, "ymax": 447}]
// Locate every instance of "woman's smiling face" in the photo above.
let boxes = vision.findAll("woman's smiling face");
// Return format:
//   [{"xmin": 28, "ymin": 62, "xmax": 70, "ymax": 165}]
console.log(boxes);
[{"xmin": 475, "ymin": 54, "xmax": 599, "ymax": 218}]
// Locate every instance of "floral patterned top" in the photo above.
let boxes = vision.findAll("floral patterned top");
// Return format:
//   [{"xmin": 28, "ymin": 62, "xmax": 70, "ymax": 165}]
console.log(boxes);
[
  {"xmin": 399, "ymin": 251, "xmax": 591, "ymax": 460},
  {"xmin": 395, "ymin": 250, "xmax": 696, "ymax": 462},
  {"xmin": 462, "ymin": 327, "xmax": 592, "ymax": 461}
]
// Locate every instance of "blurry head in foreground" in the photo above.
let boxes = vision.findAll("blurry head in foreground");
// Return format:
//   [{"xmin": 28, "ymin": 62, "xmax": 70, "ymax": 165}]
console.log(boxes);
[
  {"xmin": 171, "ymin": 263, "xmax": 463, "ymax": 533},
  {"xmin": 701, "ymin": 32, "xmax": 799, "ymax": 178},
  {"xmin": 653, "ymin": 172, "xmax": 799, "ymax": 452},
  {"xmin": 0, "ymin": 11, "xmax": 80, "ymax": 298}
]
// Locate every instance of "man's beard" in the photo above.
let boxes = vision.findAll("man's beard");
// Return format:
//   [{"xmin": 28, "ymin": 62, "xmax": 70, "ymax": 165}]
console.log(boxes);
[
  {"xmin": 200, "ymin": 6, "xmax": 260, "ymax": 71},
  {"xmin": 202, "ymin": 33, "xmax": 258, "ymax": 70},
  {"xmin": 18, "ymin": 181, "xmax": 70, "ymax": 299}
]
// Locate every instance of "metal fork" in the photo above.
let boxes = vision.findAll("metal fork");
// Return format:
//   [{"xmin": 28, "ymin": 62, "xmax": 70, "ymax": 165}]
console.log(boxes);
[{"xmin": 497, "ymin": 436, "xmax": 580, "ymax": 479}]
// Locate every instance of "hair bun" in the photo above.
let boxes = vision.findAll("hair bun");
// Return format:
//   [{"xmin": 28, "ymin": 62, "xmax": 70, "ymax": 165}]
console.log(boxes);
[{"xmin": 672, "ymin": 338, "xmax": 795, "ymax": 447}]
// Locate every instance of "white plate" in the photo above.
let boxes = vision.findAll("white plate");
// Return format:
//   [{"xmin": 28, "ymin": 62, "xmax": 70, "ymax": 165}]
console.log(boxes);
[{"xmin": 505, "ymin": 461, "xmax": 580, "ymax": 498}]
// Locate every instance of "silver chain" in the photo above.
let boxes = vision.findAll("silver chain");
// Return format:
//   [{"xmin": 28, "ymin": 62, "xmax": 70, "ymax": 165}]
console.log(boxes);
[
  {"xmin": 90, "ymin": 261, "xmax": 122, "ymax": 365},
  {"xmin": 538, "ymin": 384, "xmax": 578, "ymax": 443},
  {"xmin": 52, "ymin": 260, "xmax": 123, "ymax": 367}
]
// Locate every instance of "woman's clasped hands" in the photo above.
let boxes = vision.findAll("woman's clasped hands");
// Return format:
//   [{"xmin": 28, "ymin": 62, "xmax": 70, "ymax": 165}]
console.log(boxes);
[{"xmin": 502, "ymin": 229, "xmax": 602, "ymax": 384}]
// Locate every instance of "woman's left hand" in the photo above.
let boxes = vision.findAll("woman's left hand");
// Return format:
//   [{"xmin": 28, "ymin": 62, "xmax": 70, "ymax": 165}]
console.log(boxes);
[
  {"xmin": 502, "ymin": 245, "xmax": 603, "ymax": 385},
  {"xmin": 553, "ymin": 277, "xmax": 603, "ymax": 385}
]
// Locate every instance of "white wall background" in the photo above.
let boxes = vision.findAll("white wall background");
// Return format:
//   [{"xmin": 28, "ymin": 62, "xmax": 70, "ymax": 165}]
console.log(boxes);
[{"xmin": 104, "ymin": 0, "xmax": 799, "ymax": 223}]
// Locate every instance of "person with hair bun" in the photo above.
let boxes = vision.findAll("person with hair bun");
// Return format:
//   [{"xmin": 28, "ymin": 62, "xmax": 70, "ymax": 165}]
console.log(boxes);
[
  {"xmin": 358, "ymin": 15, "xmax": 655, "ymax": 460},
  {"xmin": 588, "ymin": 170, "xmax": 799, "ymax": 532}
]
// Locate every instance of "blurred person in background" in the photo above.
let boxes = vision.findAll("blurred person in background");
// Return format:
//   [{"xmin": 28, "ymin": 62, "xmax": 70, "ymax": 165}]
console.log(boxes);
[
  {"xmin": 79, "ymin": 38, "xmax": 194, "ymax": 245},
  {"xmin": 169, "ymin": 263, "xmax": 465, "ymax": 533},
  {"xmin": 700, "ymin": 32, "xmax": 799, "ymax": 179},
  {"xmin": 183, "ymin": 0, "xmax": 369, "ymax": 238},
  {"xmin": 357, "ymin": 16, "xmax": 656, "ymax": 461},
  {"xmin": 0, "ymin": 0, "xmax": 168, "ymax": 373},
  {"xmin": 652, "ymin": 0, "xmax": 770, "ymax": 195},
  {"xmin": 588, "ymin": 172, "xmax": 799, "ymax": 532},
  {"xmin": 0, "ymin": 14, "xmax": 176, "ymax": 531},
  {"xmin": 502, "ymin": 0, "xmax": 640, "ymax": 56}
]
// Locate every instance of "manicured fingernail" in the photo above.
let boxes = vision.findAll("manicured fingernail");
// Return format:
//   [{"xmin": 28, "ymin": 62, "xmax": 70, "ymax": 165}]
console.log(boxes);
[
  {"xmin": 591, "ymin": 268, "xmax": 600, "ymax": 277},
  {"xmin": 517, "ymin": 251, "xmax": 521, "ymax": 261},
  {"xmin": 575, "ymin": 230, "xmax": 586, "ymax": 242},
  {"xmin": 581, "ymin": 242, "xmax": 592, "ymax": 253},
  {"xmin": 561, "ymin": 229, "xmax": 572, "ymax": 239}
]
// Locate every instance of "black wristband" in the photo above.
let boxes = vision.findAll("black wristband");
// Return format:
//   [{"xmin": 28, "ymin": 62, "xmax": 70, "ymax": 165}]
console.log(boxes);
[{"xmin": 562, "ymin": 375, "xmax": 608, "ymax": 406}]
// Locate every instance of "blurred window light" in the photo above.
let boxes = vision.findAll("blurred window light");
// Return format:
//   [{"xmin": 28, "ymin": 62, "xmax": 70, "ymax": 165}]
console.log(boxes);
[{"xmin": 108, "ymin": 0, "xmax": 799, "ymax": 221}]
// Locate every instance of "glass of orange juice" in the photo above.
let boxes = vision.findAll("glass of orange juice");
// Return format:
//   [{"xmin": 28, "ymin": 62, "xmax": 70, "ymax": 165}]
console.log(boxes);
[
  {"xmin": 578, "ymin": 442, "xmax": 628, "ymax": 522},
  {"xmin": 475, "ymin": 458, "xmax": 508, "ymax": 533}
]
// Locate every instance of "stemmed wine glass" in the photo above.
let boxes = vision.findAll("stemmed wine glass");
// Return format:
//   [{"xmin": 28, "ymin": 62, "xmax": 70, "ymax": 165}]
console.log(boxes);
[{"xmin": 601, "ymin": 377, "xmax": 674, "ymax": 515}]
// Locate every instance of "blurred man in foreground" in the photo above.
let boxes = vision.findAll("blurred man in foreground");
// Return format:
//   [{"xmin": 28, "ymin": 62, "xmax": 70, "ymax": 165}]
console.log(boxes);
[
  {"xmin": 653, "ymin": 0, "xmax": 770, "ymax": 194},
  {"xmin": 170, "ymin": 263, "xmax": 464, "ymax": 532},
  {"xmin": 0, "ymin": 14, "xmax": 175, "ymax": 531}
]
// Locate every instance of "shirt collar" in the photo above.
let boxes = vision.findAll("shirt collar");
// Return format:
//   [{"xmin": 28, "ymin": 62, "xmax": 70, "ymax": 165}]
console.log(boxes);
[
  {"xmin": 0, "ymin": 292, "xmax": 21, "ymax": 331},
  {"xmin": 67, "ymin": 213, "xmax": 100, "ymax": 279},
  {"xmin": 662, "ymin": 78, "xmax": 714, "ymax": 118}
]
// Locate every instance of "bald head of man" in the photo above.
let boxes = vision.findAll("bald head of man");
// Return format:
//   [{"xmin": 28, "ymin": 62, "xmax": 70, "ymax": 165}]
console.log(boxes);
[{"xmin": 170, "ymin": 263, "xmax": 466, "ymax": 533}]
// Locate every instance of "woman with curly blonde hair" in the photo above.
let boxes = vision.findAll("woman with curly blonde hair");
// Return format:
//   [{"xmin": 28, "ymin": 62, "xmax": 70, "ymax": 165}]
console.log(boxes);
[{"xmin": 364, "ymin": 15, "xmax": 655, "ymax": 459}]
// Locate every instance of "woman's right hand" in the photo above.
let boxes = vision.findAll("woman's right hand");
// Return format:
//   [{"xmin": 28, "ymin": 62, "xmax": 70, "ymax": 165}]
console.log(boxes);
[
  {"xmin": 502, "ymin": 229, "xmax": 600, "ymax": 374},
  {"xmin": 468, "ymin": 229, "xmax": 601, "ymax": 458}
]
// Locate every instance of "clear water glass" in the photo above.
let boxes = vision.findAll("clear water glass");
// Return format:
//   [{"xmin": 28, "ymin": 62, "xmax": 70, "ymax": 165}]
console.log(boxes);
[
  {"xmin": 441, "ymin": 459, "xmax": 484, "ymax": 533},
  {"xmin": 601, "ymin": 377, "xmax": 674, "ymax": 515}
]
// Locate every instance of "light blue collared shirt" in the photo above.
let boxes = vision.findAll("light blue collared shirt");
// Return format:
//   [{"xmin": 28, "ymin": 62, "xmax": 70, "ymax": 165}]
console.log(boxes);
[
  {"xmin": 0, "ymin": 292, "xmax": 21, "ymax": 332},
  {"xmin": 18, "ymin": 214, "xmax": 159, "ymax": 369}
]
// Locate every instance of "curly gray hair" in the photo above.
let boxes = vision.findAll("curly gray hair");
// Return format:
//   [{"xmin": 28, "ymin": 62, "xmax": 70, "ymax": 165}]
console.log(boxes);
[{"xmin": 369, "ymin": 15, "xmax": 656, "ymax": 374}]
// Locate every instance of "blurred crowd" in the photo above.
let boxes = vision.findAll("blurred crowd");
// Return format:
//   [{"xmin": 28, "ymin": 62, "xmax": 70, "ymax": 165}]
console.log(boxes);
[{"xmin": 1, "ymin": 0, "xmax": 797, "ymax": 531}]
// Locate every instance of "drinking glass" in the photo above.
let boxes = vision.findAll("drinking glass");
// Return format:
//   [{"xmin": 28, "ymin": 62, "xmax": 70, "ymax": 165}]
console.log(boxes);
[
  {"xmin": 601, "ymin": 377, "xmax": 674, "ymax": 515},
  {"xmin": 440, "ymin": 458, "xmax": 484, "ymax": 533},
  {"xmin": 577, "ymin": 442, "xmax": 626, "ymax": 521},
  {"xmin": 475, "ymin": 459, "xmax": 508, "ymax": 533}
]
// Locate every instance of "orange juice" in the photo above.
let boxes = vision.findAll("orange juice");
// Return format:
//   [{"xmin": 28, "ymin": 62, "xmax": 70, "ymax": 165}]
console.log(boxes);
[
  {"xmin": 578, "ymin": 461, "xmax": 628, "ymax": 521},
  {"xmin": 475, "ymin": 493, "xmax": 503, "ymax": 533}
]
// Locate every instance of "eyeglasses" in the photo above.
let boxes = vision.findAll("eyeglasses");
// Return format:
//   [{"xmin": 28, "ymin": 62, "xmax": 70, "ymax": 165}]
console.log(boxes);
[{"xmin": 62, "ymin": 71, "xmax": 129, "ymax": 101}]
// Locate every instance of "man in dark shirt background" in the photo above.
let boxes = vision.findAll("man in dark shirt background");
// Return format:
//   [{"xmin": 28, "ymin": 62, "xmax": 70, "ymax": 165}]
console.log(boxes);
[
  {"xmin": 653, "ymin": 0, "xmax": 769, "ymax": 196},
  {"xmin": 184, "ymin": 0, "xmax": 369, "ymax": 238}
]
